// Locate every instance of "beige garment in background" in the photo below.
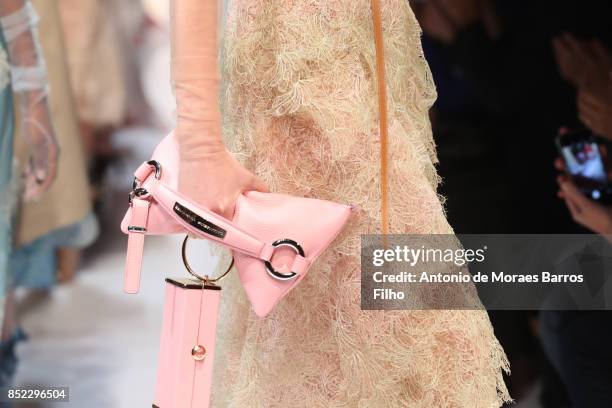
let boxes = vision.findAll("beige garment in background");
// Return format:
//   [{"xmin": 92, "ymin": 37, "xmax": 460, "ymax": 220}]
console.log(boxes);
[
  {"xmin": 58, "ymin": 0, "xmax": 127, "ymax": 127},
  {"xmin": 108, "ymin": 0, "xmax": 148, "ymax": 121},
  {"xmin": 13, "ymin": 0, "xmax": 91, "ymax": 246}
]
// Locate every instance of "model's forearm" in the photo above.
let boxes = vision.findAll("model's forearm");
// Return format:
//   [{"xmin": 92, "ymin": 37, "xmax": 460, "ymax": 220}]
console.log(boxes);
[{"xmin": 171, "ymin": 0, "xmax": 223, "ymax": 156}]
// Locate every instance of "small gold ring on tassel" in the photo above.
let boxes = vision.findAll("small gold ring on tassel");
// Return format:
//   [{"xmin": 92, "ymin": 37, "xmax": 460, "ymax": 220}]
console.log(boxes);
[{"xmin": 181, "ymin": 235, "xmax": 234, "ymax": 283}]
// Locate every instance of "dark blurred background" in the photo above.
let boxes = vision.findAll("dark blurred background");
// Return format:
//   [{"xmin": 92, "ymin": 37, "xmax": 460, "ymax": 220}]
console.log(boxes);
[{"xmin": 414, "ymin": 1, "xmax": 612, "ymax": 407}]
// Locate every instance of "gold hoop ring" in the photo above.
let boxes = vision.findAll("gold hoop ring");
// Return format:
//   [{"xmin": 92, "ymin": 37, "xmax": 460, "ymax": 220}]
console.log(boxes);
[{"xmin": 181, "ymin": 236, "xmax": 234, "ymax": 283}]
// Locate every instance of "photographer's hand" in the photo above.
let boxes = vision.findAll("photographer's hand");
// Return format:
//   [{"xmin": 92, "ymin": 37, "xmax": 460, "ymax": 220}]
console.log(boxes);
[
  {"xmin": 557, "ymin": 174, "xmax": 612, "ymax": 234},
  {"xmin": 553, "ymin": 35, "xmax": 612, "ymax": 97},
  {"xmin": 416, "ymin": 0, "xmax": 482, "ymax": 45},
  {"xmin": 578, "ymin": 89, "xmax": 612, "ymax": 141}
]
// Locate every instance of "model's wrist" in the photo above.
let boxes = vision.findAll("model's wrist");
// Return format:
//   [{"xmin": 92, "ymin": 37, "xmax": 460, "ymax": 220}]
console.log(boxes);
[
  {"xmin": 176, "ymin": 131, "xmax": 226, "ymax": 161},
  {"xmin": 176, "ymin": 115, "xmax": 224, "ymax": 141}
]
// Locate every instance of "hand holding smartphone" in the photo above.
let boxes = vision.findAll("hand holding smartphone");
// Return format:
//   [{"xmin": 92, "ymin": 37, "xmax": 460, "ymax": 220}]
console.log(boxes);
[{"xmin": 556, "ymin": 129, "xmax": 612, "ymax": 203}]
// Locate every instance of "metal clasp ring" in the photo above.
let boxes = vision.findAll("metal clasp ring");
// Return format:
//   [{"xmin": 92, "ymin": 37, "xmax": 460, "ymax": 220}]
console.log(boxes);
[
  {"xmin": 264, "ymin": 239, "xmax": 304, "ymax": 281},
  {"xmin": 132, "ymin": 160, "xmax": 162, "ymax": 190},
  {"xmin": 128, "ymin": 187, "xmax": 150, "ymax": 204},
  {"xmin": 181, "ymin": 236, "xmax": 234, "ymax": 284},
  {"xmin": 129, "ymin": 160, "xmax": 162, "ymax": 204}
]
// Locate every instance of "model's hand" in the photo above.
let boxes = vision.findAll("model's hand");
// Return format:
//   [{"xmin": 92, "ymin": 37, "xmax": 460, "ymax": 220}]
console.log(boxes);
[
  {"xmin": 578, "ymin": 89, "xmax": 612, "ymax": 141},
  {"xmin": 179, "ymin": 148, "xmax": 268, "ymax": 220},
  {"xmin": 556, "ymin": 174, "xmax": 612, "ymax": 234}
]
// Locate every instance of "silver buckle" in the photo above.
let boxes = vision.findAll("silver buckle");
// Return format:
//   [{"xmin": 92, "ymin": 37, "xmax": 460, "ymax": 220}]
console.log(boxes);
[
  {"xmin": 128, "ymin": 187, "xmax": 150, "ymax": 204},
  {"xmin": 265, "ymin": 239, "xmax": 304, "ymax": 281}
]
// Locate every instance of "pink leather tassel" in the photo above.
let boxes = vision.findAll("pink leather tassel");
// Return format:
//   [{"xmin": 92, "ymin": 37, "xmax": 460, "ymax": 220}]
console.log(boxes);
[
  {"xmin": 123, "ymin": 198, "xmax": 150, "ymax": 293},
  {"xmin": 153, "ymin": 280, "xmax": 222, "ymax": 408}
]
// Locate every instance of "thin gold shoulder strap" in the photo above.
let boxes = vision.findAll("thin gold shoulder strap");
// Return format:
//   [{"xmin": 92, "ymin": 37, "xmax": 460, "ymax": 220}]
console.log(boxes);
[{"xmin": 370, "ymin": 0, "xmax": 389, "ymax": 235}]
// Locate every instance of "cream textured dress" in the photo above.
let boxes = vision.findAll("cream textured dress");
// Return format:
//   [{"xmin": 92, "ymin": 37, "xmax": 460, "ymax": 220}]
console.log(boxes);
[{"xmin": 212, "ymin": 1, "xmax": 511, "ymax": 406}]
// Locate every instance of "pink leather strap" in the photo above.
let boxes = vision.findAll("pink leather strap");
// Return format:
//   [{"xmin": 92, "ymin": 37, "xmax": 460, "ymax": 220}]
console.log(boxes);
[
  {"xmin": 290, "ymin": 255, "xmax": 310, "ymax": 276},
  {"xmin": 147, "ymin": 180, "xmax": 274, "ymax": 260},
  {"xmin": 134, "ymin": 161, "xmax": 155, "ymax": 182},
  {"xmin": 124, "ymin": 198, "xmax": 151, "ymax": 293}
]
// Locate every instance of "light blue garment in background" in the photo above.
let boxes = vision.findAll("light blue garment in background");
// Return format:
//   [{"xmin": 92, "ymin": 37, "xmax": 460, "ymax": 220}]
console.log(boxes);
[
  {"xmin": 0, "ymin": 28, "xmax": 15, "ymax": 324},
  {"xmin": 9, "ymin": 213, "xmax": 99, "ymax": 289}
]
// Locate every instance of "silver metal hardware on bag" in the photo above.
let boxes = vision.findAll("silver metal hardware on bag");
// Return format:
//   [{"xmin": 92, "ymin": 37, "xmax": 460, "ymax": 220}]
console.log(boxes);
[
  {"xmin": 181, "ymin": 236, "xmax": 234, "ymax": 284},
  {"xmin": 264, "ymin": 239, "xmax": 304, "ymax": 281},
  {"xmin": 129, "ymin": 160, "xmax": 162, "ymax": 204}
]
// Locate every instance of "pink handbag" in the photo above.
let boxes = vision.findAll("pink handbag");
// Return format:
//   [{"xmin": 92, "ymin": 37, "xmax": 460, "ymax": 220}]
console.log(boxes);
[
  {"xmin": 121, "ymin": 132, "xmax": 354, "ymax": 317},
  {"xmin": 122, "ymin": 0, "xmax": 393, "ymax": 403},
  {"xmin": 122, "ymin": 133, "xmax": 353, "ymax": 408}
]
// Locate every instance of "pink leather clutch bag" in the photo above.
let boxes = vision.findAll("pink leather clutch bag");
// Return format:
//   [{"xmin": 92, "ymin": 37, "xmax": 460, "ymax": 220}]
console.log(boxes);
[{"xmin": 121, "ymin": 133, "xmax": 354, "ymax": 317}]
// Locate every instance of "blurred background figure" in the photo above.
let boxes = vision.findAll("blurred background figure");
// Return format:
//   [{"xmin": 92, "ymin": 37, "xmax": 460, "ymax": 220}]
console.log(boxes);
[
  {"xmin": 547, "ymin": 33, "xmax": 612, "ymax": 408},
  {"xmin": 3, "ymin": 0, "xmax": 177, "ymax": 405},
  {"xmin": 0, "ymin": 0, "xmax": 158, "ymax": 393},
  {"xmin": 0, "ymin": 4, "xmax": 18, "ymax": 388},
  {"xmin": 58, "ymin": 0, "xmax": 127, "ymax": 159},
  {"xmin": 0, "ymin": 0, "xmax": 60, "ymax": 386},
  {"xmin": 414, "ymin": 0, "xmax": 612, "ymax": 407},
  {"xmin": 11, "ymin": 0, "xmax": 97, "ymax": 291}
]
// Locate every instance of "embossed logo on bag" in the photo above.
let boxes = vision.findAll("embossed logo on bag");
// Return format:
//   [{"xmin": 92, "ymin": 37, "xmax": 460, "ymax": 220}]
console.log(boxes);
[{"xmin": 173, "ymin": 202, "xmax": 227, "ymax": 239}]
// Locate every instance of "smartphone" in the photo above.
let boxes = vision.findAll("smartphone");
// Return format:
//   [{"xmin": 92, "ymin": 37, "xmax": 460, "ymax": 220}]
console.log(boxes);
[{"xmin": 556, "ymin": 129, "xmax": 612, "ymax": 203}]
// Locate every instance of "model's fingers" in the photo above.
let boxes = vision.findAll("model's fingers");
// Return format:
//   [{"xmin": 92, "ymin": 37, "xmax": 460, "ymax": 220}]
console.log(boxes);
[{"xmin": 251, "ymin": 175, "xmax": 270, "ymax": 193}]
